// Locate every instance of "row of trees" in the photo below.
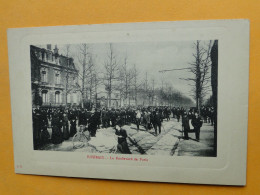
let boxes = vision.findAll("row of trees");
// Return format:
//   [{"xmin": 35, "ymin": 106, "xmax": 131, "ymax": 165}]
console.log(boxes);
[
  {"xmin": 159, "ymin": 40, "xmax": 214, "ymax": 112},
  {"xmin": 61, "ymin": 42, "xmax": 214, "ymax": 109}
]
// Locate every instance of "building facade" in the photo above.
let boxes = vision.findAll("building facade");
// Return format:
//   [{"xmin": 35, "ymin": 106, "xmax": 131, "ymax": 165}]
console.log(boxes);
[{"xmin": 31, "ymin": 45, "xmax": 81, "ymax": 107}]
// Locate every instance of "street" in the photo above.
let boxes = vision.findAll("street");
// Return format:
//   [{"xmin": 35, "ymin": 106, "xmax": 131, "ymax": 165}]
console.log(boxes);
[{"xmin": 40, "ymin": 118, "xmax": 215, "ymax": 157}]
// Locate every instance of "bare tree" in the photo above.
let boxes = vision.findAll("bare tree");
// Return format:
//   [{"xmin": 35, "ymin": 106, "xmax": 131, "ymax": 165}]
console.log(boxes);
[
  {"xmin": 86, "ymin": 55, "xmax": 96, "ymax": 102},
  {"xmin": 76, "ymin": 44, "xmax": 95, "ymax": 107},
  {"xmin": 119, "ymin": 56, "xmax": 136, "ymax": 106},
  {"xmin": 181, "ymin": 40, "xmax": 212, "ymax": 113},
  {"xmin": 103, "ymin": 43, "xmax": 120, "ymax": 108}
]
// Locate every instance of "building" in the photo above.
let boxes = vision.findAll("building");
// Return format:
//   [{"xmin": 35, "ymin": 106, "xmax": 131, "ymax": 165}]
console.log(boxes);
[{"xmin": 31, "ymin": 44, "xmax": 81, "ymax": 107}]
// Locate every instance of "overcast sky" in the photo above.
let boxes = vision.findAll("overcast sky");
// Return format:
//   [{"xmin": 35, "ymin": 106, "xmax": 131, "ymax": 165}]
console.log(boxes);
[{"xmin": 54, "ymin": 40, "xmax": 213, "ymax": 101}]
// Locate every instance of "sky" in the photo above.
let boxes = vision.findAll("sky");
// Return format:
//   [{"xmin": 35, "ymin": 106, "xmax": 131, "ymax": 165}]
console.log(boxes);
[{"xmin": 51, "ymin": 40, "xmax": 213, "ymax": 101}]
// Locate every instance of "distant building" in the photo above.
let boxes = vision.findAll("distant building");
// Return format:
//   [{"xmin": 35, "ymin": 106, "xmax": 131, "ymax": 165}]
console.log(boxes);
[{"xmin": 31, "ymin": 44, "xmax": 81, "ymax": 107}]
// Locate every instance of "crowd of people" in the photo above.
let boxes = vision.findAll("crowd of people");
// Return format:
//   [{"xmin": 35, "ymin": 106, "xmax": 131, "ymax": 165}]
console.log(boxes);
[{"xmin": 32, "ymin": 105, "xmax": 215, "ymax": 150}]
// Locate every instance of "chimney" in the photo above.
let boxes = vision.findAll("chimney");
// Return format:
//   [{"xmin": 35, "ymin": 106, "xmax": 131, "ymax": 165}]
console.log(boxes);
[
  {"xmin": 53, "ymin": 45, "xmax": 59, "ymax": 55},
  {"xmin": 47, "ymin": 44, "xmax": 51, "ymax": 50}
]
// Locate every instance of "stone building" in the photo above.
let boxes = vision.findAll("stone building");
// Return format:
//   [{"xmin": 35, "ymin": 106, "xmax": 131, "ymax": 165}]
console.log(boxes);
[{"xmin": 31, "ymin": 44, "xmax": 81, "ymax": 107}]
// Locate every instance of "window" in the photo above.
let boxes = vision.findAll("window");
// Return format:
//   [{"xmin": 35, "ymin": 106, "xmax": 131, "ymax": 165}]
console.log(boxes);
[
  {"xmin": 73, "ymin": 77, "xmax": 76, "ymax": 85},
  {"xmin": 73, "ymin": 92, "xmax": 77, "ymax": 103},
  {"xmin": 41, "ymin": 70, "xmax": 47, "ymax": 82},
  {"xmin": 42, "ymin": 90, "xmax": 48, "ymax": 103},
  {"xmin": 55, "ymin": 91, "xmax": 61, "ymax": 104},
  {"xmin": 47, "ymin": 52, "xmax": 52, "ymax": 62},
  {"xmin": 67, "ymin": 94, "xmax": 71, "ymax": 103},
  {"xmin": 55, "ymin": 71, "xmax": 61, "ymax": 84}
]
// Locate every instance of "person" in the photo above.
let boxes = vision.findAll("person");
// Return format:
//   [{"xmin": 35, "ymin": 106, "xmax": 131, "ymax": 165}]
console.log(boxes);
[
  {"xmin": 62, "ymin": 112, "xmax": 70, "ymax": 140},
  {"xmin": 191, "ymin": 112, "xmax": 203, "ymax": 141},
  {"xmin": 69, "ymin": 110, "xmax": 77, "ymax": 137},
  {"xmin": 110, "ymin": 109, "xmax": 117, "ymax": 127},
  {"xmin": 154, "ymin": 110, "xmax": 163, "ymax": 135},
  {"xmin": 135, "ymin": 109, "xmax": 141, "ymax": 130},
  {"xmin": 182, "ymin": 112, "xmax": 190, "ymax": 140},
  {"xmin": 102, "ymin": 109, "xmax": 108, "ymax": 128},
  {"xmin": 78, "ymin": 109, "xmax": 87, "ymax": 126},
  {"xmin": 143, "ymin": 110, "xmax": 151, "ymax": 130},
  {"xmin": 39, "ymin": 109, "xmax": 50, "ymax": 146},
  {"xmin": 176, "ymin": 108, "xmax": 181, "ymax": 122},
  {"xmin": 166, "ymin": 107, "xmax": 171, "ymax": 121},
  {"xmin": 114, "ymin": 125, "xmax": 131, "ymax": 154},
  {"xmin": 32, "ymin": 107, "xmax": 41, "ymax": 149},
  {"xmin": 51, "ymin": 112, "xmax": 63, "ymax": 144},
  {"xmin": 88, "ymin": 111, "xmax": 99, "ymax": 137}
]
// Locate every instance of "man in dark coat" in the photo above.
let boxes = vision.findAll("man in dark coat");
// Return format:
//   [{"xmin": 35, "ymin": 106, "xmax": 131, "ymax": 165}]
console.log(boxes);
[
  {"xmin": 32, "ymin": 108, "xmax": 41, "ymax": 149},
  {"xmin": 176, "ymin": 108, "xmax": 181, "ymax": 122},
  {"xmin": 153, "ymin": 110, "xmax": 163, "ymax": 135},
  {"xmin": 51, "ymin": 112, "xmax": 63, "ymax": 144},
  {"xmin": 88, "ymin": 111, "xmax": 99, "ymax": 137},
  {"xmin": 102, "ymin": 109, "xmax": 108, "ymax": 128},
  {"xmin": 110, "ymin": 109, "xmax": 117, "ymax": 127},
  {"xmin": 114, "ymin": 125, "xmax": 131, "ymax": 154},
  {"xmin": 69, "ymin": 110, "xmax": 77, "ymax": 137},
  {"xmin": 78, "ymin": 109, "xmax": 87, "ymax": 126},
  {"xmin": 39, "ymin": 109, "xmax": 50, "ymax": 146},
  {"xmin": 191, "ymin": 112, "xmax": 203, "ymax": 141}
]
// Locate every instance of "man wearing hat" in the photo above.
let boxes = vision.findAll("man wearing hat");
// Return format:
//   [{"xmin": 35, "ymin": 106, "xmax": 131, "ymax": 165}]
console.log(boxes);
[{"xmin": 191, "ymin": 112, "xmax": 203, "ymax": 141}]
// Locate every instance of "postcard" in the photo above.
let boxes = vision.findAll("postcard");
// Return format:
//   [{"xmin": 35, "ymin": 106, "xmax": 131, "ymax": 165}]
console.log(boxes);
[{"xmin": 7, "ymin": 19, "xmax": 249, "ymax": 185}]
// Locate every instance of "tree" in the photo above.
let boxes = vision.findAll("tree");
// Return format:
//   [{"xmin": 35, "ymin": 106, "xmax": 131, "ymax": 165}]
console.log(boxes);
[
  {"xmin": 76, "ymin": 44, "xmax": 93, "ymax": 108},
  {"xmin": 181, "ymin": 40, "xmax": 212, "ymax": 113},
  {"xmin": 210, "ymin": 40, "xmax": 218, "ymax": 156},
  {"xmin": 103, "ymin": 43, "xmax": 120, "ymax": 108},
  {"xmin": 118, "ymin": 56, "xmax": 136, "ymax": 106}
]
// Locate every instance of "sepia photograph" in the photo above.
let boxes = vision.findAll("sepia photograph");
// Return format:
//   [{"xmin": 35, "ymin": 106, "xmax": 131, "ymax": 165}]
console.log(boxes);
[{"xmin": 31, "ymin": 40, "xmax": 218, "ymax": 157}]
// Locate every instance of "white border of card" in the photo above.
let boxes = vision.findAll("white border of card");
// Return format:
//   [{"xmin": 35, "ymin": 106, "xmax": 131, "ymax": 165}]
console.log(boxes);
[{"xmin": 8, "ymin": 19, "xmax": 249, "ymax": 185}]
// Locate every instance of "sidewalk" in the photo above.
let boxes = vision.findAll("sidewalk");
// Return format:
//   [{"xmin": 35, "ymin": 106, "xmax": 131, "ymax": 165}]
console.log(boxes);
[{"xmin": 175, "ymin": 122, "xmax": 216, "ymax": 157}]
